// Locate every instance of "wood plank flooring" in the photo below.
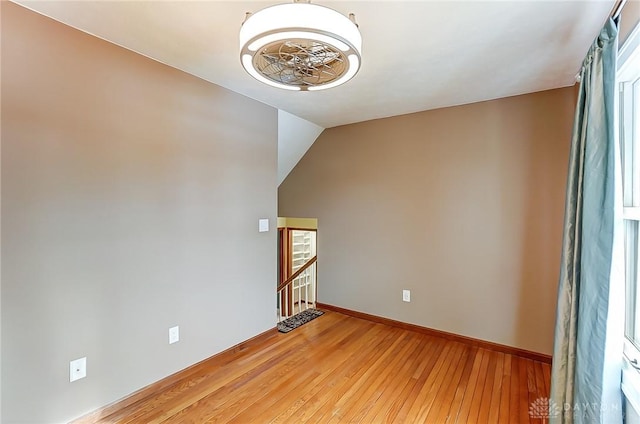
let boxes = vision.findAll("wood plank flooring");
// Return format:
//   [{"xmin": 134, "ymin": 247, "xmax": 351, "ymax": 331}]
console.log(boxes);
[{"xmin": 91, "ymin": 310, "xmax": 550, "ymax": 423}]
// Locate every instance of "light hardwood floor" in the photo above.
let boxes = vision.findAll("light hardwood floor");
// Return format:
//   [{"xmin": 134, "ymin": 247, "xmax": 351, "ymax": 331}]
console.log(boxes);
[{"xmin": 90, "ymin": 310, "xmax": 550, "ymax": 423}]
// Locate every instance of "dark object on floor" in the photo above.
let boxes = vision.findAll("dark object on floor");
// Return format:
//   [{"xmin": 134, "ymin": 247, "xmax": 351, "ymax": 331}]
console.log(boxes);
[{"xmin": 277, "ymin": 309, "xmax": 324, "ymax": 333}]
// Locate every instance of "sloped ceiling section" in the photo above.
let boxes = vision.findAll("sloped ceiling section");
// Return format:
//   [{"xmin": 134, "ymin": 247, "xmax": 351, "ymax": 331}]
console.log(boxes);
[
  {"xmin": 14, "ymin": 0, "xmax": 616, "ymax": 129},
  {"xmin": 278, "ymin": 111, "xmax": 324, "ymax": 186}
]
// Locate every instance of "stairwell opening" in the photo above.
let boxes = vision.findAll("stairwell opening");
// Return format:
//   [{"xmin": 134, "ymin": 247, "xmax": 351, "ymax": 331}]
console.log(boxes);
[{"xmin": 277, "ymin": 217, "xmax": 318, "ymax": 322}]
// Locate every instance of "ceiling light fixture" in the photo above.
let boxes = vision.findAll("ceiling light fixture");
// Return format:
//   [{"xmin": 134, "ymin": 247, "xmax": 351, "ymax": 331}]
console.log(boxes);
[{"xmin": 239, "ymin": 0, "xmax": 362, "ymax": 91}]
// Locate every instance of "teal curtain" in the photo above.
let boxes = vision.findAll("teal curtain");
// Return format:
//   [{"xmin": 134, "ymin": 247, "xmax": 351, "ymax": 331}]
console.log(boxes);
[{"xmin": 550, "ymin": 19, "xmax": 622, "ymax": 424}]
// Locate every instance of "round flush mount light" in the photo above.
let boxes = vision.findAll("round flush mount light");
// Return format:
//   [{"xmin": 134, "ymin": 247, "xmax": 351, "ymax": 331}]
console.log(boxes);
[{"xmin": 239, "ymin": 1, "xmax": 362, "ymax": 91}]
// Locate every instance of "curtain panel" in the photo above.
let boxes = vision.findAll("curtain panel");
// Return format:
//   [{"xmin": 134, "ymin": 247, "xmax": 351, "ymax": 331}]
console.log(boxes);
[{"xmin": 550, "ymin": 18, "xmax": 622, "ymax": 424}]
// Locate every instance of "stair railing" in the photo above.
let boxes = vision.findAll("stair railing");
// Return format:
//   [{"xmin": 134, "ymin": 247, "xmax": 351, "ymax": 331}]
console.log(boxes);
[{"xmin": 277, "ymin": 255, "xmax": 317, "ymax": 322}]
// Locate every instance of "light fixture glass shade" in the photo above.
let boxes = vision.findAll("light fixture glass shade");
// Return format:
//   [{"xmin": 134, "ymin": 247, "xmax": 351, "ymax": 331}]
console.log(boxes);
[{"xmin": 239, "ymin": 2, "xmax": 362, "ymax": 91}]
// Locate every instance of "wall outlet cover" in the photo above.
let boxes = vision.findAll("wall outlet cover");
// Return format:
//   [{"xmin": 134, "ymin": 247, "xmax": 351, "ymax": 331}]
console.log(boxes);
[
  {"xmin": 169, "ymin": 326, "xmax": 180, "ymax": 344},
  {"xmin": 70, "ymin": 357, "xmax": 87, "ymax": 382},
  {"xmin": 403, "ymin": 290, "xmax": 411, "ymax": 302}
]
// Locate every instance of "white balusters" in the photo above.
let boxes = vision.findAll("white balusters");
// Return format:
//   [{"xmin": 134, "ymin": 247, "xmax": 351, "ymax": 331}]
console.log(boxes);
[{"xmin": 277, "ymin": 260, "xmax": 317, "ymax": 322}]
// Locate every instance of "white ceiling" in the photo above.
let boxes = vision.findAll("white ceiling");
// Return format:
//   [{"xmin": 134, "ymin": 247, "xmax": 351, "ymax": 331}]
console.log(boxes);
[
  {"xmin": 15, "ymin": 0, "xmax": 616, "ymax": 129},
  {"xmin": 278, "ymin": 110, "xmax": 324, "ymax": 185}
]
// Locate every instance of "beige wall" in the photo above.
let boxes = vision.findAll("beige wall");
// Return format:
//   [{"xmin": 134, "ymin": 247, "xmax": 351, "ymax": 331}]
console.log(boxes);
[
  {"xmin": 1, "ymin": 3, "xmax": 277, "ymax": 422},
  {"xmin": 279, "ymin": 87, "xmax": 575, "ymax": 355},
  {"xmin": 619, "ymin": 0, "xmax": 639, "ymax": 47}
]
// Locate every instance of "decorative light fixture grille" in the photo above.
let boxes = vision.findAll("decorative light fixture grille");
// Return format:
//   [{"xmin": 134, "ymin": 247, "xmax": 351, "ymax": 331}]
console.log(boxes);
[
  {"xmin": 239, "ymin": 2, "xmax": 361, "ymax": 91},
  {"xmin": 254, "ymin": 39, "xmax": 347, "ymax": 88}
]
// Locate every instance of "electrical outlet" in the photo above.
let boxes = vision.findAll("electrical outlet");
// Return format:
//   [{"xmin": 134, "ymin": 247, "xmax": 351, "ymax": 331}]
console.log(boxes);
[
  {"xmin": 169, "ymin": 326, "xmax": 180, "ymax": 344},
  {"xmin": 70, "ymin": 357, "xmax": 87, "ymax": 382},
  {"xmin": 403, "ymin": 290, "xmax": 411, "ymax": 302}
]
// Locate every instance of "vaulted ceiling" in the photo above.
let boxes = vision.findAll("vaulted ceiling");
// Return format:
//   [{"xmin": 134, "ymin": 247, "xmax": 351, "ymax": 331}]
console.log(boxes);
[{"xmin": 15, "ymin": 0, "xmax": 615, "ymax": 129}]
